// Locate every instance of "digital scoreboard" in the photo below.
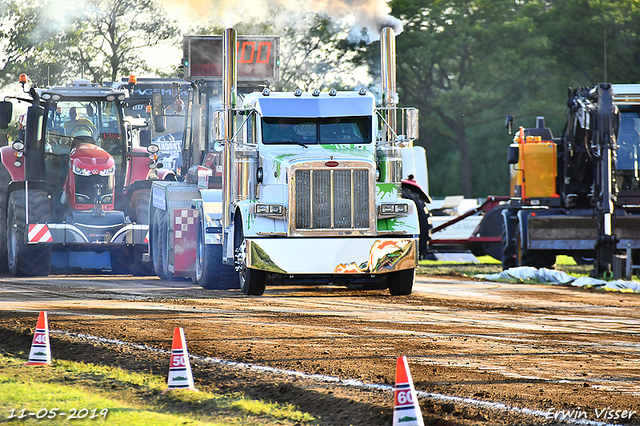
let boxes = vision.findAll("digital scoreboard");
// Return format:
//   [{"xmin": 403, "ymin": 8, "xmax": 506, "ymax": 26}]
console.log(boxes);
[{"xmin": 183, "ymin": 35, "xmax": 280, "ymax": 82}]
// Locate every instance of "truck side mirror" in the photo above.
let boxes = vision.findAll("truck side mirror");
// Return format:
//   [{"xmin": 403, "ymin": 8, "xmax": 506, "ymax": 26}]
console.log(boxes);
[
  {"xmin": 505, "ymin": 115, "xmax": 514, "ymax": 135},
  {"xmin": 405, "ymin": 108, "xmax": 419, "ymax": 140},
  {"xmin": 139, "ymin": 129, "xmax": 151, "ymax": 147},
  {"xmin": 507, "ymin": 145, "xmax": 519, "ymax": 164},
  {"xmin": 151, "ymin": 92, "xmax": 166, "ymax": 133},
  {"xmin": 0, "ymin": 101, "xmax": 13, "ymax": 130}
]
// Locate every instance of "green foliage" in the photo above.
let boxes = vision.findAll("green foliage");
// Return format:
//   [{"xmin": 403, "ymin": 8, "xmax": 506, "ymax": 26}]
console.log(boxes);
[{"xmin": 0, "ymin": 0, "xmax": 179, "ymax": 87}]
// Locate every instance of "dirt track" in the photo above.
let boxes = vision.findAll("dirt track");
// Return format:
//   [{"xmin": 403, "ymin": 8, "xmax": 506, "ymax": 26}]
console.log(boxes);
[{"xmin": 1, "ymin": 274, "xmax": 639, "ymax": 425}]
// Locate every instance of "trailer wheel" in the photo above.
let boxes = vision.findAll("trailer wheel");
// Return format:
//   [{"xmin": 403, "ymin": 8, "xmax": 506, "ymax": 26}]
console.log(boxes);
[
  {"xmin": 402, "ymin": 188, "xmax": 431, "ymax": 260},
  {"xmin": 387, "ymin": 268, "xmax": 415, "ymax": 296},
  {"xmin": 235, "ymin": 216, "xmax": 267, "ymax": 295},
  {"xmin": 195, "ymin": 215, "xmax": 238, "ymax": 290},
  {"xmin": 131, "ymin": 189, "xmax": 154, "ymax": 276},
  {"xmin": 7, "ymin": 190, "xmax": 52, "ymax": 277}
]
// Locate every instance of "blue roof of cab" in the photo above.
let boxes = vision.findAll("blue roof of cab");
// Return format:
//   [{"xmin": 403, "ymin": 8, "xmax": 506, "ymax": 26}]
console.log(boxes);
[{"xmin": 243, "ymin": 91, "xmax": 375, "ymax": 118}]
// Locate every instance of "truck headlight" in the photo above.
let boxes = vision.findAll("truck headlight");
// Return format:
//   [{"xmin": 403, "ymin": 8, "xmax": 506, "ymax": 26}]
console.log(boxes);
[
  {"xmin": 379, "ymin": 203, "xmax": 409, "ymax": 216},
  {"xmin": 255, "ymin": 203, "xmax": 285, "ymax": 217}
]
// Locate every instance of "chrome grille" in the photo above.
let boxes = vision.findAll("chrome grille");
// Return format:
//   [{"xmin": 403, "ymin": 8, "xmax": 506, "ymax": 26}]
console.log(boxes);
[{"xmin": 294, "ymin": 168, "xmax": 370, "ymax": 230}]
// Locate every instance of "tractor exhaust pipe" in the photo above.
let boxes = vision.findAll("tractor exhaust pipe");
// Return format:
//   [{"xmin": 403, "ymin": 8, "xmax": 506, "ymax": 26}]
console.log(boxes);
[{"xmin": 222, "ymin": 28, "xmax": 237, "ymax": 233}]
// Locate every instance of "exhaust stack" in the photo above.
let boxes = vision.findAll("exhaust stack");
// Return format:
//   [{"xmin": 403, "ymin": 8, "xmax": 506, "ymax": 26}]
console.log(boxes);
[
  {"xmin": 380, "ymin": 26, "xmax": 397, "ymax": 109},
  {"xmin": 222, "ymin": 28, "xmax": 237, "ymax": 232}
]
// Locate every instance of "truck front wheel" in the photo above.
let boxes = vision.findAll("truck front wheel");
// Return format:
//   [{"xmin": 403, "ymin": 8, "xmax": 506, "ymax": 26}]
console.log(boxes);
[
  {"xmin": 234, "ymin": 217, "xmax": 267, "ymax": 295},
  {"xmin": 7, "ymin": 190, "xmax": 52, "ymax": 277},
  {"xmin": 387, "ymin": 268, "xmax": 415, "ymax": 295},
  {"xmin": 195, "ymin": 215, "xmax": 238, "ymax": 289}
]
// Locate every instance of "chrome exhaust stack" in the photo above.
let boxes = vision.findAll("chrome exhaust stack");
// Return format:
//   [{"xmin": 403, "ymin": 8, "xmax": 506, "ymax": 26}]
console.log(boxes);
[
  {"xmin": 378, "ymin": 26, "xmax": 402, "ymax": 184},
  {"xmin": 380, "ymin": 26, "xmax": 397, "ymax": 110},
  {"xmin": 222, "ymin": 28, "xmax": 237, "ymax": 232}
]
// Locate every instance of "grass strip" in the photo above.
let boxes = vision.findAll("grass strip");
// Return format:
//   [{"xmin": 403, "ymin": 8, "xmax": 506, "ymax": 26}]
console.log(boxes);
[{"xmin": 0, "ymin": 353, "xmax": 315, "ymax": 425}]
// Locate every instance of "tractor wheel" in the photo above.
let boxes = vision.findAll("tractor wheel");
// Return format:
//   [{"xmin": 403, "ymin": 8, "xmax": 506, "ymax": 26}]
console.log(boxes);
[
  {"xmin": 387, "ymin": 268, "xmax": 415, "ymax": 296},
  {"xmin": 401, "ymin": 188, "xmax": 431, "ymax": 260},
  {"xmin": 7, "ymin": 190, "xmax": 52, "ymax": 277},
  {"xmin": 516, "ymin": 225, "xmax": 555, "ymax": 269},
  {"xmin": 478, "ymin": 206, "xmax": 506, "ymax": 261},
  {"xmin": 501, "ymin": 212, "xmax": 517, "ymax": 270},
  {"xmin": 0, "ymin": 165, "xmax": 11, "ymax": 273},
  {"xmin": 131, "ymin": 189, "xmax": 154, "ymax": 276},
  {"xmin": 151, "ymin": 208, "xmax": 168, "ymax": 279},
  {"xmin": 194, "ymin": 216, "xmax": 238, "ymax": 290},
  {"xmin": 235, "ymin": 216, "xmax": 266, "ymax": 295}
]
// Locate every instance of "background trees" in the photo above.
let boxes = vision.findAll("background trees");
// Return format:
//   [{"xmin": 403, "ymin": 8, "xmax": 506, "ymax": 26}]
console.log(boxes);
[{"xmin": 2, "ymin": 0, "xmax": 640, "ymax": 198}]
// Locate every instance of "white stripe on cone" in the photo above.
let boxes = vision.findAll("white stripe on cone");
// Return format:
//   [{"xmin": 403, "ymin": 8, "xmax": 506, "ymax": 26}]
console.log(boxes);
[
  {"xmin": 25, "ymin": 311, "xmax": 52, "ymax": 366},
  {"xmin": 163, "ymin": 327, "xmax": 197, "ymax": 393},
  {"xmin": 393, "ymin": 356, "xmax": 424, "ymax": 426}
]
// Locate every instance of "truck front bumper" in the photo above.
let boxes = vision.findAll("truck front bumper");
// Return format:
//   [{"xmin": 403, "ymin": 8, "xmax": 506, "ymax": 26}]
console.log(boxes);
[{"xmin": 244, "ymin": 237, "xmax": 417, "ymax": 274}]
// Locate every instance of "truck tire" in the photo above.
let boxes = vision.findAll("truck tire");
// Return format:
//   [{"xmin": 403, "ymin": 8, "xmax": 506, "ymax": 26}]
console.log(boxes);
[
  {"xmin": 235, "ymin": 216, "xmax": 267, "ymax": 295},
  {"xmin": 7, "ymin": 190, "xmax": 52, "ymax": 277},
  {"xmin": 401, "ymin": 188, "xmax": 431, "ymax": 260},
  {"xmin": 195, "ymin": 215, "xmax": 238, "ymax": 290},
  {"xmin": 131, "ymin": 189, "xmax": 154, "ymax": 276},
  {"xmin": 387, "ymin": 268, "xmax": 415, "ymax": 295},
  {"xmin": 478, "ymin": 206, "xmax": 506, "ymax": 261},
  {"xmin": 151, "ymin": 208, "xmax": 169, "ymax": 279}
]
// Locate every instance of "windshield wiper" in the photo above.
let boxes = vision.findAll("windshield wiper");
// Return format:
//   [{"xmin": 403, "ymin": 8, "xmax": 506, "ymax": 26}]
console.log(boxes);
[{"xmin": 281, "ymin": 140, "xmax": 309, "ymax": 149}]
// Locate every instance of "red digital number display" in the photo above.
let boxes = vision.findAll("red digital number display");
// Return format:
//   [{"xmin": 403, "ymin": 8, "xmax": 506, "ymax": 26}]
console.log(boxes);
[{"xmin": 185, "ymin": 36, "xmax": 279, "ymax": 81}]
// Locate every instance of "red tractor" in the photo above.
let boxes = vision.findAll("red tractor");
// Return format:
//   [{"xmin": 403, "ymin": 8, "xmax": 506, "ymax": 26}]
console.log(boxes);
[{"xmin": 0, "ymin": 76, "xmax": 165, "ymax": 276}]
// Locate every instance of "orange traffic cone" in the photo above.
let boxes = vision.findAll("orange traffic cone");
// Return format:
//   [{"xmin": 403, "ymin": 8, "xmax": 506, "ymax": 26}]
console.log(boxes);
[
  {"xmin": 163, "ymin": 327, "xmax": 197, "ymax": 393},
  {"xmin": 393, "ymin": 356, "xmax": 424, "ymax": 426},
  {"xmin": 25, "ymin": 311, "xmax": 51, "ymax": 366}
]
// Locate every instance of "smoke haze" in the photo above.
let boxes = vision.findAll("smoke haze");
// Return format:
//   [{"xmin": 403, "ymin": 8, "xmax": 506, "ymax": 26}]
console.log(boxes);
[{"xmin": 158, "ymin": 0, "xmax": 402, "ymax": 40}]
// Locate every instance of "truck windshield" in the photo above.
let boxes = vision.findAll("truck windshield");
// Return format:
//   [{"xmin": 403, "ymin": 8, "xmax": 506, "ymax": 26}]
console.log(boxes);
[
  {"xmin": 617, "ymin": 110, "xmax": 640, "ymax": 191},
  {"xmin": 262, "ymin": 116, "xmax": 371, "ymax": 145}
]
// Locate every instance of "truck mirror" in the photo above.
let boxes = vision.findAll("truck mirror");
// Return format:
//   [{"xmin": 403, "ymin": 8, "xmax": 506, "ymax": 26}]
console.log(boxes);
[
  {"xmin": 151, "ymin": 92, "xmax": 166, "ymax": 133},
  {"xmin": 405, "ymin": 108, "xmax": 419, "ymax": 140},
  {"xmin": 139, "ymin": 129, "xmax": 151, "ymax": 147},
  {"xmin": 505, "ymin": 115, "xmax": 514, "ymax": 135},
  {"xmin": 0, "ymin": 101, "xmax": 13, "ymax": 130},
  {"xmin": 507, "ymin": 145, "xmax": 519, "ymax": 164}
]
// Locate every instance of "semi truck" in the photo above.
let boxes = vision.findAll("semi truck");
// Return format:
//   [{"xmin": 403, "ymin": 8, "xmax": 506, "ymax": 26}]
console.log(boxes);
[
  {"xmin": 501, "ymin": 83, "xmax": 640, "ymax": 277},
  {"xmin": 0, "ymin": 76, "xmax": 162, "ymax": 275},
  {"xmin": 148, "ymin": 28, "xmax": 428, "ymax": 295}
]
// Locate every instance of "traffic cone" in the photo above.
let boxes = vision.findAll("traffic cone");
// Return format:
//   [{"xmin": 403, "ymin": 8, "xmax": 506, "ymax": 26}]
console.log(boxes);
[
  {"xmin": 24, "ymin": 311, "xmax": 51, "ymax": 366},
  {"xmin": 393, "ymin": 356, "xmax": 424, "ymax": 426},
  {"xmin": 163, "ymin": 327, "xmax": 197, "ymax": 393}
]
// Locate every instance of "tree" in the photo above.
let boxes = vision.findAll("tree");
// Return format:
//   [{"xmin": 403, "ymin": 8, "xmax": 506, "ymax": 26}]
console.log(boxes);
[
  {"xmin": 364, "ymin": 0, "xmax": 558, "ymax": 197},
  {"xmin": 0, "ymin": 0, "xmax": 179, "ymax": 87},
  {"xmin": 68, "ymin": 0, "xmax": 180, "ymax": 83}
]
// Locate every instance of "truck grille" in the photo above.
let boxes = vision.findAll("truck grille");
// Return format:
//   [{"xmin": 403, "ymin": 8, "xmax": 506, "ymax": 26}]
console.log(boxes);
[{"xmin": 294, "ymin": 168, "xmax": 370, "ymax": 230}]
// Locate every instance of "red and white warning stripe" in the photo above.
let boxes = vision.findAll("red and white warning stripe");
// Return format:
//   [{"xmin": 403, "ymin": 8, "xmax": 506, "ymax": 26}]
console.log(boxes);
[{"xmin": 28, "ymin": 224, "xmax": 53, "ymax": 243}]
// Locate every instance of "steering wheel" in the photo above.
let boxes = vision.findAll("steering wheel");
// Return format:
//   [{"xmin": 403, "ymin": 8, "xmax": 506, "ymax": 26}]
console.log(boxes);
[{"xmin": 69, "ymin": 124, "xmax": 96, "ymax": 139}]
